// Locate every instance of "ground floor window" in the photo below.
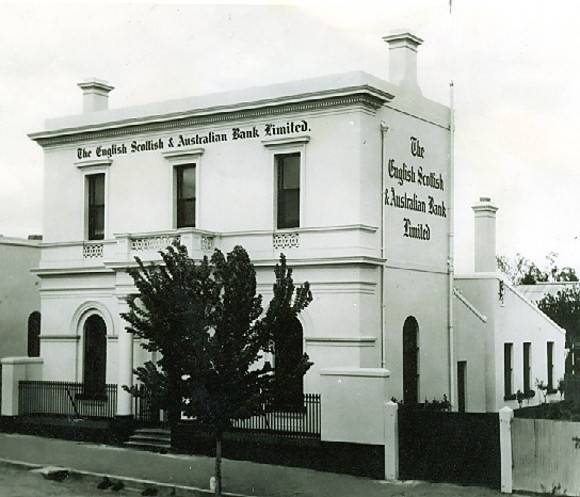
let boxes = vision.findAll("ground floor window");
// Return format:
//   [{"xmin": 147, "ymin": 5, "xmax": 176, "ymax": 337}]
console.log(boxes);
[
  {"xmin": 403, "ymin": 316, "xmax": 419, "ymax": 405},
  {"xmin": 523, "ymin": 342, "xmax": 531, "ymax": 393},
  {"xmin": 83, "ymin": 314, "xmax": 107, "ymax": 399},
  {"xmin": 457, "ymin": 360, "xmax": 467, "ymax": 413},
  {"xmin": 547, "ymin": 341, "xmax": 554, "ymax": 390},
  {"xmin": 27, "ymin": 311, "xmax": 41, "ymax": 357},
  {"xmin": 273, "ymin": 317, "xmax": 304, "ymax": 410},
  {"xmin": 504, "ymin": 343, "xmax": 513, "ymax": 398}
]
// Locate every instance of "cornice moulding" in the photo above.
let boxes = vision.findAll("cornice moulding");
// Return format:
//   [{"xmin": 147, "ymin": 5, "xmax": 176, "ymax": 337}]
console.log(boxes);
[{"xmin": 29, "ymin": 88, "xmax": 392, "ymax": 147}]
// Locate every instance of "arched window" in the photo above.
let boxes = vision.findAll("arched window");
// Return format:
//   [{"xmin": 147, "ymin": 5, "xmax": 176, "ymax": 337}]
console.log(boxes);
[
  {"xmin": 27, "ymin": 311, "xmax": 41, "ymax": 357},
  {"xmin": 83, "ymin": 314, "xmax": 107, "ymax": 398},
  {"xmin": 274, "ymin": 317, "xmax": 304, "ymax": 410},
  {"xmin": 403, "ymin": 316, "xmax": 419, "ymax": 405}
]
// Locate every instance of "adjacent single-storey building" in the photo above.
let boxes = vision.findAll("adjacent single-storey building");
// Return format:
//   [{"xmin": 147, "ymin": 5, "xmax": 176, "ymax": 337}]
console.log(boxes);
[
  {"xmin": 0, "ymin": 236, "xmax": 41, "ymax": 359},
  {"xmin": 453, "ymin": 198, "xmax": 566, "ymax": 412}
]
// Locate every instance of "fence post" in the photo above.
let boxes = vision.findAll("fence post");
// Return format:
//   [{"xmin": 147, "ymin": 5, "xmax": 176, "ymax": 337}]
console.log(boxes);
[
  {"xmin": 499, "ymin": 406, "xmax": 514, "ymax": 494},
  {"xmin": 384, "ymin": 400, "xmax": 399, "ymax": 480}
]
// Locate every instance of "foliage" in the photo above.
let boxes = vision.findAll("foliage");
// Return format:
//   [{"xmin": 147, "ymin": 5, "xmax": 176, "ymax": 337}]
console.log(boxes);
[
  {"xmin": 122, "ymin": 242, "xmax": 210, "ymax": 424},
  {"xmin": 392, "ymin": 394, "xmax": 451, "ymax": 412},
  {"xmin": 122, "ymin": 242, "xmax": 313, "ymax": 496},
  {"xmin": 537, "ymin": 285, "xmax": 580, "ymax": 351},
  {"xmin": 516, "ymin": 388, "xmax": 536, "ymax": 407},
  {"xmin": 514, "ymin": 400, "xmax": 580, "ymax": 422},
  {"xmin": 558, "ymin": 378, "xmax": 566, "ymax": 398},
  {"xmin": 535, "ymin": 379, "xmax": 549, "ymax": 404},
  {"xmin": 497, "ymin": 252, "xmax": 578, "ymax": 285}
]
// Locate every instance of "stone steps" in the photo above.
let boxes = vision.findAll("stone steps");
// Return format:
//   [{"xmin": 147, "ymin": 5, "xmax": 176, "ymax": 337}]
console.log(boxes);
[{"xmin": 125, "ymin": 428, "xmax": 171, "ymax": 452}]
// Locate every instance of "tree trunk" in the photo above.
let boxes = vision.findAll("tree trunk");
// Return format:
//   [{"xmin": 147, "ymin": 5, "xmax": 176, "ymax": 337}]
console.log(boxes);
[
  {"xmin": 215, "ymin": 431, "xmax": 223, "ymax": 497},
  {"xmin": 167, "ymin": 369, "xmax": 180, "ymax": 427}
]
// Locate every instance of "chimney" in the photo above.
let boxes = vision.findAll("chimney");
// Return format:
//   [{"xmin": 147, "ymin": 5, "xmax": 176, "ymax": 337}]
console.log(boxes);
[
  {"xmin": 472, "ymin": 197, "xmax": 499, "ymax": 273},
  {"xmin": 77, "ymin": 78, "xmax": 114, "ymax": 113},
  {"xmin": 382, "ymin": 31, "xmax": 423, "ymax": 94}
]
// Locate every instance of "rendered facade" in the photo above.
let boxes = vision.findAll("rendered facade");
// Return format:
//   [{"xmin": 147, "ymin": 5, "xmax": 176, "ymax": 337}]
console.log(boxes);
[
  {"xmin": 12, "ymin": 31, "xmax": 564, "ymax": 423},
  {"xmin": 0, "ymin": 236, "xmax": 41, "ymax": 360},
  {"xmin": 26, "ymin": 32, "xmax": 454, "ymax": 416}
]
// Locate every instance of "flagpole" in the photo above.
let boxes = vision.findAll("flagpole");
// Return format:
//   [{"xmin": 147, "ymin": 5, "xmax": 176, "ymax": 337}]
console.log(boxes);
[{"xmin": 447, "ymin": 2, "xmax": 456, "ymax": 410}]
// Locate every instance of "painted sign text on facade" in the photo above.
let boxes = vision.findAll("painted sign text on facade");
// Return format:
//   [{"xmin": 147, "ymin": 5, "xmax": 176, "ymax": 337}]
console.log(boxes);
[{"xmin": 77, "ymin": 120, "xmax": 310, "ymax": 160}]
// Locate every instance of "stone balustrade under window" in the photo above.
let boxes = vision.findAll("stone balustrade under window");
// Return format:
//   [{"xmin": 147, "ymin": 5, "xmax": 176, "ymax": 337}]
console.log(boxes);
[{"xmin": 35, "ymin": 225, "xmax": 380, "ymax": 273}]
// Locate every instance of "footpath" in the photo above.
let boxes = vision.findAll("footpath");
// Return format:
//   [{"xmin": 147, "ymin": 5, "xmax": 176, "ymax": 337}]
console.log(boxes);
[{"xmin": 0, "ymin": 432, "xmax": 509, "ymax": 497}]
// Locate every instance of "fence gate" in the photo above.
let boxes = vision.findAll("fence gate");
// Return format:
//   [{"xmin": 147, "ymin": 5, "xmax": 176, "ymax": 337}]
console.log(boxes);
[{"xmin": 398, "ymin": 408, "xmax": 500, "ymax": 488}]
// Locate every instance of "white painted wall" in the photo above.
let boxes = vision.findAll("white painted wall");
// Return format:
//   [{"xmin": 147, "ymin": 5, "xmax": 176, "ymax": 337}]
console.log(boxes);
[
  {"xmin": 1, "ymin": 357, "xmax": 43, "ymax": 415},
  {"xmin": 42, "ymin": 109, "xmax": 376, "ymax": 243},
  {"xmin": 320, "ymin": 367, "xmax": 390, "ymax": 445},
  {"xmin": 453, "ymin": 289, "xmax": 489, "ymax": 413},
  {"xmin": 495, "ymin": 283, "xmax": 565, "ymax": 410},
  {"xmin": 455, "ymin": 275, "xmax": 565, "ymax": 412},
  {"xmin": 0, "ymin": 241, "xmax": 41, "ymax": 359},
  {"xmin": 34, "ymin": 73, "xmax": 455, "ymax": 413}
]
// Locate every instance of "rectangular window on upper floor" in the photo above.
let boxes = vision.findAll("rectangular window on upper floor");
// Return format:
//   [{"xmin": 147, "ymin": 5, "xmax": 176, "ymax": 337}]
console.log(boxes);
[
  {"xmin": 175, "ymin": 164, "xmax": 196, "ymax": 228},
  {"xmin": 87, "ymin": 173, "xmax": 105, "ymax": 241},
  {"xmin": 276, "ymin": 153, "xmax": 300, "ymax": 229}
]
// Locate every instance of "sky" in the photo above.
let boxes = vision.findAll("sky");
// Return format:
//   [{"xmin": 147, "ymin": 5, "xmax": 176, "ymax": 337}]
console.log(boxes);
[{"xmin": 0, "ymin": 0, "xmax": 578, "ymax": 273}]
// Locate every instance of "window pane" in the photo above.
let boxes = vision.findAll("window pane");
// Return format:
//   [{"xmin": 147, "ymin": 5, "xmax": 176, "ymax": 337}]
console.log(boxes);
[
  {"xmin": 92, "ymin": 174, "xmax": 105, "ymax": 203},
  {"xmin": 177, "ymin": 199, "xmax": 195, "ymax": 228},
  {"xmin": 180, "ymin": 166, "xmax": 196, "ymax": 198},
  {"xmin": 281, "ymin": 155, "xmax": 300, "ymax": 189}
]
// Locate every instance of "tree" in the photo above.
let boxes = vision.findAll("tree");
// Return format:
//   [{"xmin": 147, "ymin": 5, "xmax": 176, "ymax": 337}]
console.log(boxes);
[
  {"xmin": 497, "ymin": 253, "xmax": 547, "ymax": 285},
  {"xmin": 497, "ymin": 252, "xmax": 578, "ymax": 285},
  {"xmin": 537, "ymin": 285, "xmax": 580, "ymax": 375},
  {"xmin": 122, "ymin": 243, "xmax": 313, "ymax": 496},
  {"xmin": 122, "ymin": 242, "xmax": 210, "ymax": 425}
]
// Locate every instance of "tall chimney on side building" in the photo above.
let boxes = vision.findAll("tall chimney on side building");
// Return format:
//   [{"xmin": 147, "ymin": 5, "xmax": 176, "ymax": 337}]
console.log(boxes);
[
  {"xmin": 472, "ymin": 197, "xmax": 499, "ymax": 273},
  {"xmin": 382, "ymin": 31, "xmax": 423, "ymax": 95},
  {"xmin": 77, "ymin": 78, "xmax": 114, "ymax": 113}
]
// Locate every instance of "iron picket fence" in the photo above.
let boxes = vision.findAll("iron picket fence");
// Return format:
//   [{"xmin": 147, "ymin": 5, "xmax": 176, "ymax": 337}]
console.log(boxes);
[
  {"xmin": 18, "ymin": 381, "xmax": 117, "ymax": 419},
  {"xmin": 230, "ymin": 393, "xmax": 321, "ymax": 438},
  {"xmin": 133, "ymin": 384, "xmax": 162, "ymax": 425}
]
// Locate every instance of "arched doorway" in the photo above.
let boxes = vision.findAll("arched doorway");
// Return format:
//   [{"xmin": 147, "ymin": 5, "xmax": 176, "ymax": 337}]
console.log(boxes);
[
  {"xmin": 83, "ymin": 314, "xmax": 107, "ymax": 398},
  {"xmin": 274, "ymin": 317, "xmax": 304, "ymax": 410},
  {"xmin": 27, "ymin": 311, "xmax": 41, "ymax": 357},
  {"xmin": 402, "ymin": 316, "xmax": 419, "ymax": 405}
]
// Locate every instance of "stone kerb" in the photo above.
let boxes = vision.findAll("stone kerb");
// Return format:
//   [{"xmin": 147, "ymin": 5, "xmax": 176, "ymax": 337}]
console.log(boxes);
[
  {"xmin": 319, "ymin": 367, "xmax": 390, "ymax": 446},
  {"xmin": 1, "ymin": 357, "xmax": 43, "ymax": 416}
]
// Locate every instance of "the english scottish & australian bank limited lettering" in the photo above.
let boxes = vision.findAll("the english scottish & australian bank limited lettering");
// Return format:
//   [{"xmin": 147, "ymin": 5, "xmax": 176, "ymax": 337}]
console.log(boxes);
[
  {"xmin": 385, "ymin": 136, "xmax": 447, "ymax": 241},
  {"xmin": 76, "ymin": 120, "xmax": 310, "ymax": 160}
]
